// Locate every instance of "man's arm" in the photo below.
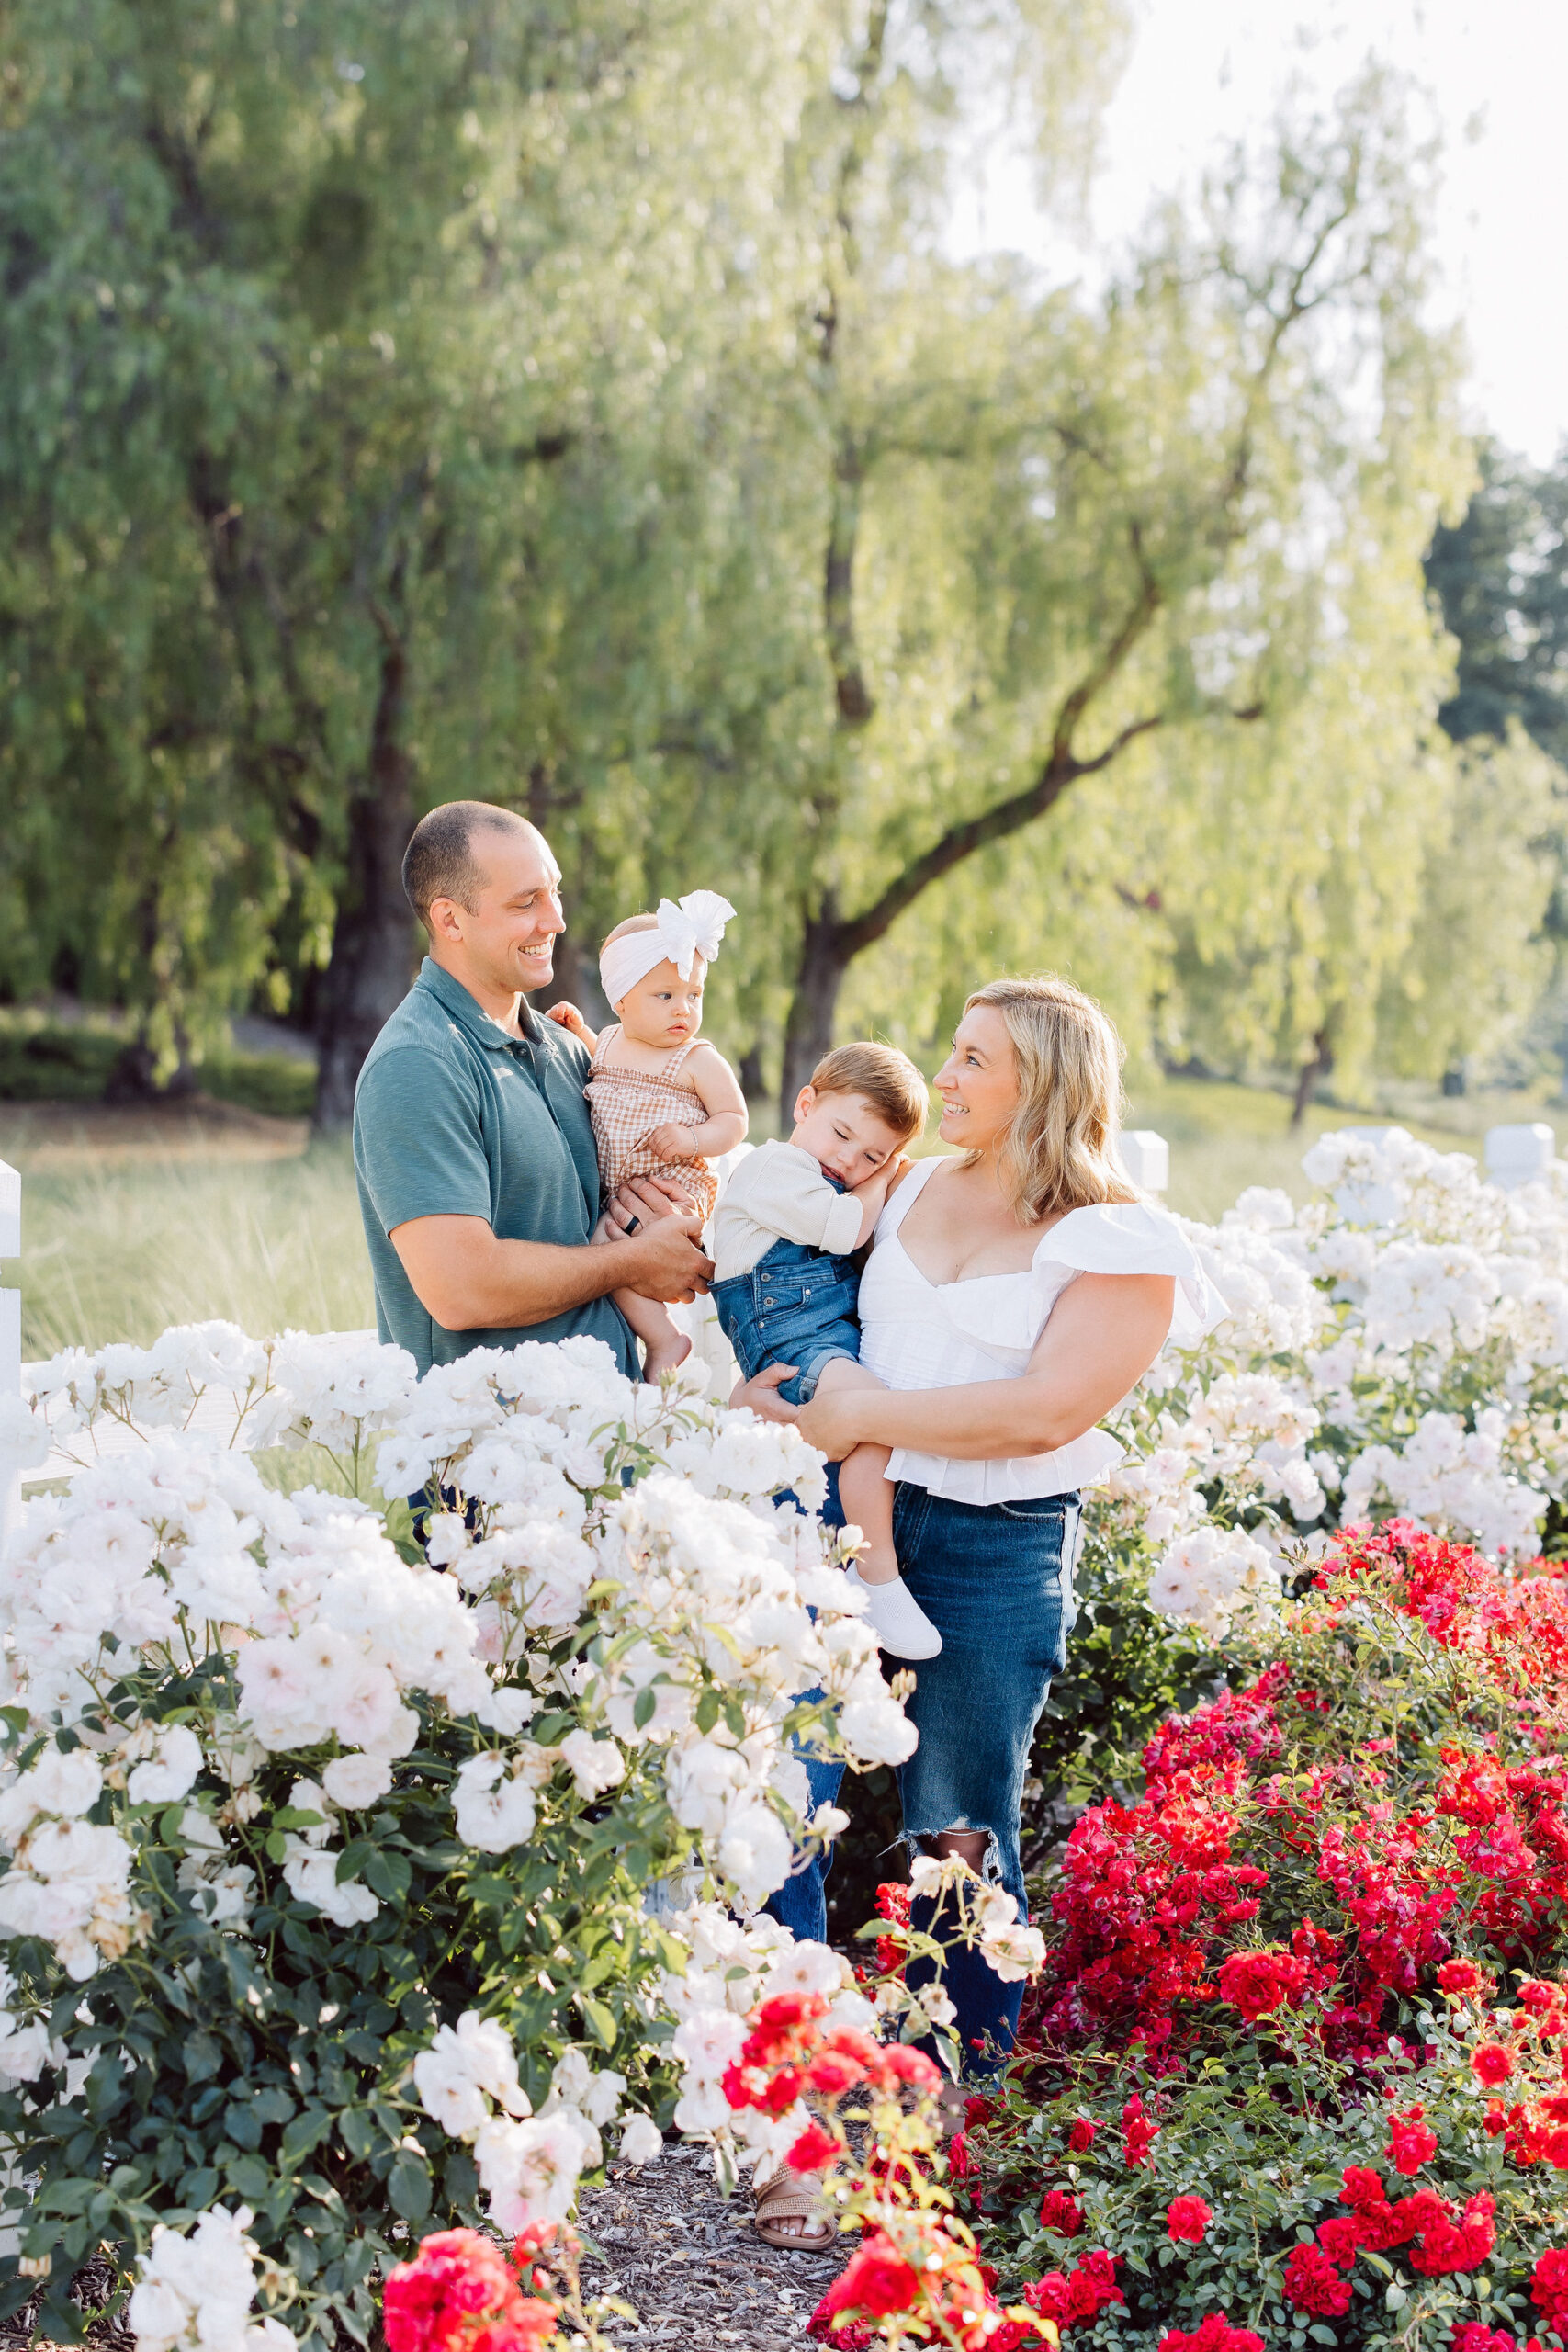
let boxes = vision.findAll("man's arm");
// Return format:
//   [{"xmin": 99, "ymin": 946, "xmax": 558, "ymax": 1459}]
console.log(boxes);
[{"xmin": 390, "ymin": 1212, "xmax": 712, "ymax": 1332}]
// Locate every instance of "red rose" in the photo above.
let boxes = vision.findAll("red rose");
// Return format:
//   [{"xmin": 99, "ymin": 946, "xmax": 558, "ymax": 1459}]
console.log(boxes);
[
  {"xmin": 1472, "ymin": 2042, "xmax": 1516, "ymax": 2087},
  {"xmin": 806, "ymin": 2052, "xmax": 866, "ymax": 2099},
  {"xmin": 1217, "ymin": 1947, "xmax": 1311, "ymax": 2022},
  {"xmin": 1284, "ymin": 2245, "xmax": 1354, "ymax": 2316},
  {"xmin": 815, "ymin": 2233, "xmax": 920, "ymax": 2323},
  {"xmin": 1530, "ymin": 2246, "xmax": 1568, "ymax": 2335},
  {"xmin": 1062, "ymin": 2251, "xmax": 1122, "ymax": 2322},
  {"xmin": 1436, "ymin": 1957, "xmax": 1491, "ymax": 1996},
  {"xmin": 786, "ymin": 2120, "xmax": 841, "ymax": 2174},
  {"xmin": 1387, "ymin": 2106, "xmax": 1438, "ymax": 2175},
  {"xmin": 1038, "ymin": 2190, "xmax": 1086, "ymax": 2236},
  {"xmin": 1121, "ymin": 2094, "xmax": 1158, "ymax": 2168},
  {"xmin": 1024, "ymin": 2275, "xmax": 1068, "ymax": 2325},
  {"xmin": 1316, "ymin": 2216, "xmax": 1364, "ymax": 2268},
  {"xmin": 1167, "ymin": 2196, "xmax": 1213, "ymax": 2244},
  {"xmin": 1158, "ymin": 2321, "xmax": 1267, "ymax": 2352},
  {"xmin": 1067, "ymin": 2118, "xmax": 1096, "ymax": 2154}
]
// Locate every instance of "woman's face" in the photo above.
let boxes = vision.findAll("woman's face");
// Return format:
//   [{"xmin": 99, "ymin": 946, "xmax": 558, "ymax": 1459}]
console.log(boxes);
[{"xmin": 933, "ymin": 1003, "xmax": 1019, "ymax": 1155}]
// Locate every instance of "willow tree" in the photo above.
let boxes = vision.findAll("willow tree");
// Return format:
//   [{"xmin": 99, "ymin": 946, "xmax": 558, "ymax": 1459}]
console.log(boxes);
[
  {"xmin": 676, "ymin": 38, "xmax": 1471, "ymax": 1114},
  {"xmin": 0, "ymin": 0, "xmax": 815, "ymax": 1117}
]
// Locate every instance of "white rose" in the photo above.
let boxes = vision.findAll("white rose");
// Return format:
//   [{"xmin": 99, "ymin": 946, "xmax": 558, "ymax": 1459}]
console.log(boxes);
[
  {"xmin": 321, "ymin": 1754, "xmax": 394, "ymax": 1809},
  {"xmin": 620, "ymin": 2113, "xmax": 663, "ymax": 2165},
  {"xmin": 128, "ymin": 1725, "xmax": 203, "ymax": 1807},
  {"xmin": 128, "ymin": 2272, "xmax": 188, "ymax": 2352},
  {"xmin": 558, "ymin": 1730, "xmax": 625, "ymax": 1800},
  {"xmin": 452, "ymin": 1755, "xmax": 538, "ymax": 1854}
]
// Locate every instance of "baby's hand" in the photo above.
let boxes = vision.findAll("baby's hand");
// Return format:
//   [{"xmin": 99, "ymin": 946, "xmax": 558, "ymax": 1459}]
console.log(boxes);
[
  {"xmin": 642, "ymin": 1120, "xmax": 699, "ymax": 1162},
  {"xmin": 547, "ymin": 1001, "xmax": 593, "ymax": 1040}
]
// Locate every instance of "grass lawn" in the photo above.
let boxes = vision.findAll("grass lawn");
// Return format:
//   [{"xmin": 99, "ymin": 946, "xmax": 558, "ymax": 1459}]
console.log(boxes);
[
  {"xmin": 6, "ymin": 1075, "xmax": 1562, "ymax": 1355},
  {"xmin": 8, "ymin": 1104, "xmax": 373, "ymax": 1359}
]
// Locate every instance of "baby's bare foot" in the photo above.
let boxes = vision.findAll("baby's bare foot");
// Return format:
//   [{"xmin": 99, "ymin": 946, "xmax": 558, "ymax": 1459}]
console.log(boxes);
[{"xmin": 641, "ymin": 1331, "xmax": 692, "ymax": 1381}]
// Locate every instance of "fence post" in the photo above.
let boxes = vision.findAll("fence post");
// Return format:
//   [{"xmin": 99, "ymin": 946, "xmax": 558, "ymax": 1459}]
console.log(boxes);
[
  {"xmin": 1484, "ymin": 1122, "xmax": 1556, "ymax": 1189},
  {"xmin": 1121, "ymin": 1130, "xmax": 1169, "ymax": 1194},
  {"xmin": 0, "ymin": 1159, "xmax": 19, "ymax": 1555}
]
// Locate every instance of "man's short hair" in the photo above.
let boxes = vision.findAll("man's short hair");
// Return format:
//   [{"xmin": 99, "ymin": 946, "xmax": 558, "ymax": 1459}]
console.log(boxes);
[
  {"xmin": 402, "ymin": 801, "xmax": 535, "ymax": 930},
  {"xmin": 809, "ymin": 1042, "xmax": 929, "ymax": 1140}
]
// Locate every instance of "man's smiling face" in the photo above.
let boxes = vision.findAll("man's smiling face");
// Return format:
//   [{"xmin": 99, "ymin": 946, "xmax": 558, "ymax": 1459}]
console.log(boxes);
[{"xmin": 427, "ymin": 821, "xmax": 566, "ymax": 1007}]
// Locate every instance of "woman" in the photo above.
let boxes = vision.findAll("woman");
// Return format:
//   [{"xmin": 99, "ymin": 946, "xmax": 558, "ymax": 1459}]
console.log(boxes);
[{"xmin": 744, "ymin": 976, "xmax": 1222, "ymax": 2247}]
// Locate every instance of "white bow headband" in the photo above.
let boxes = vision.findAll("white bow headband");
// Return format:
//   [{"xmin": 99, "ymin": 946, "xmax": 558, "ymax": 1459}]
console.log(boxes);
[{"xmin": 598, "ymin": 889, "xmax": 737, "ymax": 1008}]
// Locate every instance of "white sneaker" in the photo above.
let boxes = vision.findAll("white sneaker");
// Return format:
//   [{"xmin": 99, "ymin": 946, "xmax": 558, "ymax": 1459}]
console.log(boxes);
[{"xmin": 846, "ymin": 1567, "xmax": 943, "ymax": 1660}]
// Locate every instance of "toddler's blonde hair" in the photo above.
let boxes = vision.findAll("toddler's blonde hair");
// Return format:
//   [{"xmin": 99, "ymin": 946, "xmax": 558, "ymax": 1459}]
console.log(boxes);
[{"xmin": 808, "ymin": 1043, "xmax": 928, "ymax": 1141}]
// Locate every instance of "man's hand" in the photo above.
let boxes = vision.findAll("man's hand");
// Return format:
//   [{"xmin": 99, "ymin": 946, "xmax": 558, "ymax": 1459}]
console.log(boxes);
[
  {"xmin": 620, "ymin": 1210, "xmax": 712, "ymax": 1302},
  {"xmin": 607, "ymin": 1173, "xmax": 703, "ymax": 1231},
  {"xmin": 728, "ymin": 1362, "xmax": 800, "ymax": 1422}
]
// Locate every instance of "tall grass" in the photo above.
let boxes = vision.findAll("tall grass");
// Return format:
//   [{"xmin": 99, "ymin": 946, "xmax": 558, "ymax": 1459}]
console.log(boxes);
[{"xmin": 18, "ymin": 1143, "xmax": 374, "ymax": 1358}]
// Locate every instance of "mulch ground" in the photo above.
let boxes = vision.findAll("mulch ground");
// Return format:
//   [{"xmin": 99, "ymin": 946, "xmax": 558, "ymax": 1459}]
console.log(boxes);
[
  {"xmin": 0, "ymin": 2154, "xmax": 841, "ymax": 2352},
  {"xmin": 577, "ymin": 2140, "xmax": 842, "ymax": 2346}
]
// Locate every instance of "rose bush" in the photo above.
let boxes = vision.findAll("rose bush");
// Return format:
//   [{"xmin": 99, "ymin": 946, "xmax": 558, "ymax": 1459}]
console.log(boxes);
[
  {"xmin": 961, "ymin": 1521, "xmax": 1568, "ymax": 2351},
  {"xmin": 0, "ymin": 1335, "xmax": 914, "ymax": 2347},
  {"xmin": 12, "ymin": 1118, "xmax": 1568, "ymax": 2350}
]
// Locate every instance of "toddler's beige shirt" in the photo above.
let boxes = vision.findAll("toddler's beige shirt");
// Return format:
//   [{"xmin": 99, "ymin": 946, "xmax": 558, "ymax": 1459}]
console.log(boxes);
[{"xmin": 710, "ymin": 1139, "xmax": 863, "ymax": 1282}]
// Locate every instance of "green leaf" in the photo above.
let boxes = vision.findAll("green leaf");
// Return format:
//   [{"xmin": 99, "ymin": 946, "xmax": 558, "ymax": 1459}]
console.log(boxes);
[
  {"xmin": 182, "ymin": 2032, "xmax": 221, "ymax": 2083},
  {"xmin": 695, "ymin": 1687, "xmax": 721, "ymax": 1735},
  {"xmin": 365, "ymin": 1849, "xmax": 412, "ymax": 1904},
  {"xmin": 226, "ymin": 2153, "xmax": 271, "ymax": 2202},
  {"xmin": 633, "ymin": 1686, "xmax": 657, "ymax": 1730},
  {"xmin": 388, "ymin": 2149, "xmax": 432, "ymax": 2222},
  {"xmin": 338, "ymin": 2109, "xmax": 378, "ymax": 2163},
  {"xmin": 335, "ymin": 1839, "xmax": 376, "ymax": 1885},
  {"xmin": 578, "ymin": 1994, "xmax": 617, "ymax": 2049},
  {"xmin": 279, "ymin": 2108, "xmax": 334, "ymax": 2171}
]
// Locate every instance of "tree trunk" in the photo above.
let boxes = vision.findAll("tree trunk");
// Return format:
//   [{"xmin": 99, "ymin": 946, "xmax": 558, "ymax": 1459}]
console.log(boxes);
[
  {"xmin": 1290, "ymin": 1027, "xmax": 1334, "ymax": 1129},
  {"xmin": 779, "ymin": 908, "xmax": 854, "ymax": 1121},
  {"xmin": 312, "ymin": 616, "xmax": 417, "ymax": 1131}
]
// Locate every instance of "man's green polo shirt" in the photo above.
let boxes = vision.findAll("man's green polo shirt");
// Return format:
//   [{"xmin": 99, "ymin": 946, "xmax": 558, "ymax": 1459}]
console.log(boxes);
[{"xmin": 353, "ymin": 956, "xmax": 637, "ymax": 1379}]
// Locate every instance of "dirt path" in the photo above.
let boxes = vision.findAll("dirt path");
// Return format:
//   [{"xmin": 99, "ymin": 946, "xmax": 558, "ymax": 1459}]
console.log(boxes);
[{"xmin": 578, "ymin": 2141, "xmax": 841, "ymax": 2346}]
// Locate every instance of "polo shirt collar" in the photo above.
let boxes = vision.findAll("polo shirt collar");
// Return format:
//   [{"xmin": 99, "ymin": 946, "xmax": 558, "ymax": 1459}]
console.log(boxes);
[{"xmin": 416, "ymin": 956, "xmax": 546, "ymax": 1049}]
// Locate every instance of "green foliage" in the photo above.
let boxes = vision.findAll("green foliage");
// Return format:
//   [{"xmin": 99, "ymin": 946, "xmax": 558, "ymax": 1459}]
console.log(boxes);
[{"xmin": 0, "ymin": 0, "xmax": 1523, "ymax": 1121}]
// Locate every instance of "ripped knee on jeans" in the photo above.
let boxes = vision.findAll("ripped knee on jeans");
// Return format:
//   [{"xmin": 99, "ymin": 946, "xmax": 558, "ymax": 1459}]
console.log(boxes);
[{"xmin": 912, "ymin": 1823, "xmax": 1002, "ymax": 1883}]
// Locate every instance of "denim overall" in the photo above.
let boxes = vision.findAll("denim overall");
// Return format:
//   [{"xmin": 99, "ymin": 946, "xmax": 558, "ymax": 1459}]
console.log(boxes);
[{"xmin": 711, "ymin": 1224, "xmax": 862, "ymax": 1408}]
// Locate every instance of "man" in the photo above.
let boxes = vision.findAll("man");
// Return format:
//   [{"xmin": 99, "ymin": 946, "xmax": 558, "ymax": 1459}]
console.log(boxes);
[{"xmin": 353, "ymin": 799, "xmax": 711, "ymax": 1380}]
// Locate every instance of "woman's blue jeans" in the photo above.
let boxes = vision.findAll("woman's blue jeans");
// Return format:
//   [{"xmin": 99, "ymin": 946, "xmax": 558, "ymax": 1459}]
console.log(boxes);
[{"xmin": 771, "ymin": 1480, "xmax": 1078, "ymax": 2075}]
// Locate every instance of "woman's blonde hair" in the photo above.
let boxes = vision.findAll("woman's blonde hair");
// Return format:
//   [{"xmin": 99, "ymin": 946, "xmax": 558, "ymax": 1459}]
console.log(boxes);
[{"xmin": 963, "ymin": 974, "xmax": 1140, "ymax": 1223}]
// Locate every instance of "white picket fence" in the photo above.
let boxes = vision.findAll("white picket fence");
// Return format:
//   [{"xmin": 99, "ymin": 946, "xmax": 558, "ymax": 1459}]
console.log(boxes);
[{"xmin": 1, "ymin": 1119, "xmax": 1553, "ymax": 1549}]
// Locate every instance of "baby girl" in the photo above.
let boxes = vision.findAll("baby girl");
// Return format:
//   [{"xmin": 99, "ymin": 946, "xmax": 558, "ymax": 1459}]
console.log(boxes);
[{"xmin": 547, "ymin": 889, "xmax": 748, "ymax": 1377}]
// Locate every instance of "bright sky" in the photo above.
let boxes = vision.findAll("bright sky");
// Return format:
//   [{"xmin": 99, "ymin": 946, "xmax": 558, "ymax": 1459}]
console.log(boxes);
[{"xmin": 953, "ymin": 0, "xmax": 1568, "ymax": 465}]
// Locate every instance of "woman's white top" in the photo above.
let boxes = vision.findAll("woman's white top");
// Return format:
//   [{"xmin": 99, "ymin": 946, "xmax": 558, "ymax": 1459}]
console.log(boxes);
[{"xmin": 856, "ymin": 1157, "xmax": 1227, "ymax": 1505}]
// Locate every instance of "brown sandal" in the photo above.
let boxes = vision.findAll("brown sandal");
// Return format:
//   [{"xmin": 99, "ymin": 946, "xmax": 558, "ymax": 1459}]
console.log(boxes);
[{"xmin": 753, "ymin": 2166, "xmax": 834, "ymax": 2250}]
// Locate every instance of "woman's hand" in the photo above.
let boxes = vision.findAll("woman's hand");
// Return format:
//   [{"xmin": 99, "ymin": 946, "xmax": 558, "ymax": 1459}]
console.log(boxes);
[
  {"xmin": 795, "ymin": 1387, "xmax": 871, "ymax": 1461},
  {"xmin": 729, "ymin": 1363, "xmax": 801, "ymax": 1423}
]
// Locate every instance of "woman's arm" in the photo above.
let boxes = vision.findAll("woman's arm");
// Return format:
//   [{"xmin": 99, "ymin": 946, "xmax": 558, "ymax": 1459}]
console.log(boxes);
[{"xmin": 794, "ymin": 1272, "xmax": 1175, "ymax": 1461}]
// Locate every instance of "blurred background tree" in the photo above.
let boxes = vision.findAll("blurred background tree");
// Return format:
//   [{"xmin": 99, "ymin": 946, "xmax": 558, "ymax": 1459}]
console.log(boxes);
[{"xmin": 1, "ymin": 0, "xmax": 1562, "ymax": 1126}]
